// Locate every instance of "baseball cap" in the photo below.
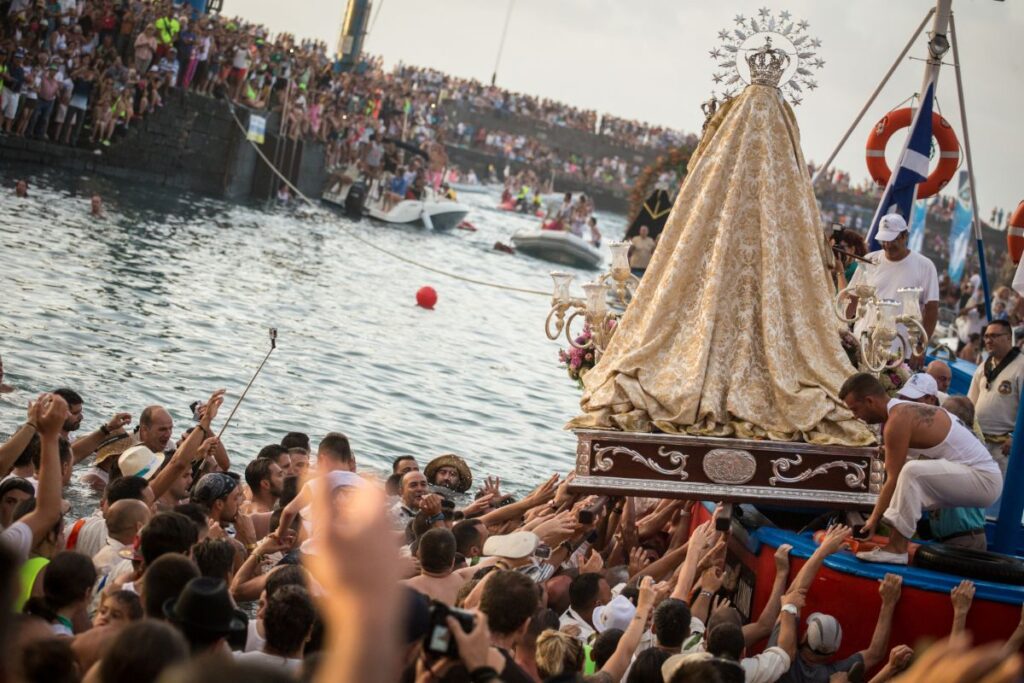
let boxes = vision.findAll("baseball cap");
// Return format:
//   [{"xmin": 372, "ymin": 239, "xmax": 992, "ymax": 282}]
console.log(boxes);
[
  {"xmin": 592, "ymin": 594, "xmax": 636, "ymax": 633},
  {"xmin": 806, "ymin": 612, "xmax": 843, "ymax": 655},
  {"xmin": 875, "ymin": 214, "xmax": 908, "ymax": 243},
  {"xmin": 482, "ymin": 531, "xmax": 540, "ymax": 559},
  {"xmin": 118, "ymin": 445, "xmax": 162, "ymax": 480},
  {"xmin": 898, "ymin": 373, "xmax": 939, "ymax": 401}
]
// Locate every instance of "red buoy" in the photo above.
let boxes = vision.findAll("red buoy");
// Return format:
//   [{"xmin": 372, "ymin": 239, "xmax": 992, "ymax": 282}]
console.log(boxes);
[{"xmin": 416, "ymin": 286, "xmax": 438, "ymax": 310}]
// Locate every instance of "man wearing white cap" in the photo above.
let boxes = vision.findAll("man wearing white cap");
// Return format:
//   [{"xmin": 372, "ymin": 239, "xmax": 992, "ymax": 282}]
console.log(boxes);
[{"xmin": 847, "ymin": 213, "xmax": 940, "ymax": 363}]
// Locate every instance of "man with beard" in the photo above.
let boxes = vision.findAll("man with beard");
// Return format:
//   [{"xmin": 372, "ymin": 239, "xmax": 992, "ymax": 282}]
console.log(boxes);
[
  {"xmin": 51, "ymin": 388, "xmax": 131, "ymax": 469},
  {"xmin": 191, "ymin": 471, "xmax": 257, "ymax": 549},
  {"xmin": 424, "ymin": 454, "xmax": 472, "ymax": 494},
  {"xmin": 245, "ymin": 457, "xmax": 284, "ymax": 514}
]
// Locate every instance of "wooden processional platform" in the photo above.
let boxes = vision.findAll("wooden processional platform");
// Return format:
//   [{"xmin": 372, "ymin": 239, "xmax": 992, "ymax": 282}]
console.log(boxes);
[{"xmin": 568, "ymin": 430, "xmax": 882, "ymax": 510}]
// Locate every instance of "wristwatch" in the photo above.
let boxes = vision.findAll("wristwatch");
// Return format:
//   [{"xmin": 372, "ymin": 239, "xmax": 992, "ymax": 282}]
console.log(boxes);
[{"xmin": 781, "ymin": 603, "xmax": 799, "ymax": 617}]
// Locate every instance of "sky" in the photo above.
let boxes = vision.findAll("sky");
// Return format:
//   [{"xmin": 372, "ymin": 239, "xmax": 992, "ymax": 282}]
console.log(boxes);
[{"xmin": 235, "ymin": 0, "xmax": 1023, "ymax": 222}]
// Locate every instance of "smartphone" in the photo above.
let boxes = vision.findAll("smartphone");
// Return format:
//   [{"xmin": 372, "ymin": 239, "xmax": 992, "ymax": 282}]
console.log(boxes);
[
  {"xmin": 424, "ymin": 601, "xmax": 475, "ymax": 658},
  {"xmin": 577, "ymin": 509, "xmax": 595, "ymax": 525},
  {"xmin": 534, "ymin": 543, "xmax": 552, "ymax": 560}
]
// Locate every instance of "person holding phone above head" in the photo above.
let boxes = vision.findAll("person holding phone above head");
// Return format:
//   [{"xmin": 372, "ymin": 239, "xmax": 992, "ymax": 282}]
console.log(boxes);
[{"xmin": 839, "ymin": 372, "xmax": 1002, "ymax": 564}]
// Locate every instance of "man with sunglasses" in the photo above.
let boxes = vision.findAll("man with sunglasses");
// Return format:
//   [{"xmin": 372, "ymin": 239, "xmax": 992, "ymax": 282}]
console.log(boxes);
[{"xmin": 968, "ymin": 320, "xmax": 1024, "ymax": 472}]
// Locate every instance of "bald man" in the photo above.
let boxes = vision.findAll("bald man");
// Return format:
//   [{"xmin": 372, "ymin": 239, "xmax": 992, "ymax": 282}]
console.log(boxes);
[
  {"xmin": 92, "ymin": 499, "xmax": 151, "ymax": 578},
  {"xmin": 138, "ymin": 406, "xmax": 174, "ymax": 454},
  {"xmin": 926, "ymin": 360, "xmax": 952, "ymax": 403}
]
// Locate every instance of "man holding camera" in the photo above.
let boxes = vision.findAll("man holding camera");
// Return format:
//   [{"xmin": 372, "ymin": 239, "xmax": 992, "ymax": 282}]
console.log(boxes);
[{"xmin": 846, "ymin": 214, "xmax": 940, "ymax": 366}]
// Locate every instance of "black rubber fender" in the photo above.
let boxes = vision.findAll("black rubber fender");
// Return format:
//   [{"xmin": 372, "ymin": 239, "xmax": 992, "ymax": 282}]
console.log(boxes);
[{"xmin": 912, "ymin": 543, "xmax": 1024, "ymax": 586}]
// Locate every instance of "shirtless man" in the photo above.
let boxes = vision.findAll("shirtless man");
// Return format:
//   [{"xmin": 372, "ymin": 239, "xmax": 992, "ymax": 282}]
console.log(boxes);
[
  {"xmin": 402, "ymin": 527, "xmax": 466, "ymax": 605},
  {"xmin": 839, "ymin": 373, "xmax": 1002, "ymax": 564}
]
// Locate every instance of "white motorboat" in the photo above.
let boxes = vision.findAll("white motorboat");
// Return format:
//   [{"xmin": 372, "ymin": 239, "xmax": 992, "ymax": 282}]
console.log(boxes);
[
  {"xmin": 323, "ymin": 178, "xmax": 469, "ymax": 231},
  {"xmin": 511, "ymin": 228, "xmax": 603, "ymax": 269},
  {"xmin": 449, "ymin": 182, "xmax": 493, "ymax": 195}
]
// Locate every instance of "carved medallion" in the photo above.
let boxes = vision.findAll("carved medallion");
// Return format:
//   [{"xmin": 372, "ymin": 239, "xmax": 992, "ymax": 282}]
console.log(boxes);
[
  {"xmin": 576, "ymin": 436, "xmax": 592, "ymax": 475},
  {"xmin": 702, "ymin": 448, "xmax": 757, "ymax": 485}
]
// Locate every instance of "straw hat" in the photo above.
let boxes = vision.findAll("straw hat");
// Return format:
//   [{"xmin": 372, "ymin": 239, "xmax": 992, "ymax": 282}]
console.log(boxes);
[
  {"xmin": 94, "ymin": 431, "xmax": 132, "ymax": 466},
  {"xmin": 424, "ymin": 453, "xmax": 472, "ymax": 493}
]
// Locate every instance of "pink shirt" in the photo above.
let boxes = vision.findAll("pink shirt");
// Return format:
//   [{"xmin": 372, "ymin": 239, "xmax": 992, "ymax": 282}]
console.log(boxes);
[{"xmin": 38, "ymin": 76, "xmax": 60, "ymax": 101}]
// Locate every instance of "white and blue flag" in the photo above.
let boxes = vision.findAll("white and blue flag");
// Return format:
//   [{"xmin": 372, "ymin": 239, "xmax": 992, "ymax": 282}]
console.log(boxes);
[{"xmin": 866, "ymin": 77, "xmax": 936, "ymax": 251}]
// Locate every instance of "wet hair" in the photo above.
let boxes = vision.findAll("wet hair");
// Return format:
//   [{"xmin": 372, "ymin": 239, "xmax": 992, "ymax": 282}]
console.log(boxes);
[
  {"xmin": 257, "ymin": 444, "xmax": 289, "ymax": 464},
  {"xmin": 392, "ymin": 455, "xmax": 416, "ymax": 473},
  {"xmin": 31, "ymin": 436, "xmax": 72, "ymax": 471},
  {"xmin": 105, "ymin": 589, "xmax": 144, "ymax": 620},
  {"xmin": 385, "ymin": 472, "xmax": 403, "ymax": 496},
  {"xmin": 0, "ymin": 476, "xmax": 34, "ymax": 500},
  {"xmin": 51, "ymin": 387, "xmax": 83, "ymax": 407},
  {"xmin": 708, "ymin": 622, "xmax": 745, "ymax": 661},
  {"xmin": 653, "ymin": 598, "xmax": 692, "ymax": 648},
  {"xmin": 98, "ymin": 619, "xmax": 189, "ymax": 683},
  {"xmin": 568, "ymin": 572, "xmax": 605, "ymax": 612},
  {"xmin": 245, "ymin": 457, "xmax": 276, "ymax": 491},
  {"xmin": 105, "ymin": 475, "xmax": 149, "ymax": 504},
  {"xmin": 21, "ymin": 637, "xmax": 78, "ymax": 683},
  {"xmin": 592, "ymin": 627, "xmax": 624, "ymax": 669},
  {"xmin": 318, "ymin": 432, "xmax": 353, "ymax": 464},
  {"xmin": 480, "ymin": 570, "xmax": 539, "ymax": 636},
  {"xmin": 25, "ymin": 551, "xmax": 96, "ymax": 621},
  {"xmin": 452, "ymin": 518, "xmax": 484, "ymax": 556},
  {"xmin": 839, "ymin": 372, "xmax": 887, "ymax": 400},
  {"xmin": 264, "ymin": 585, "xmax": 316, "ymax": 656},
  {"xmin": 627, "ymin": 647, "xmax": 672, "ymax": 683},
  {"xmin": 140, "ymin": 512, "xmax": 199, "ymax": 566},
  {"xmin": 172, "ymin": 503, "xmax": 209, "ymax": 532},
  {"xmin": 13, "ymin": 433, "xmax": 38, "ymax": 468},
  {"xmin": 418, "ymin": 528, "xmax": 457, "ymax": 573},
  {"xmin": 535, "ymin": 629, "xmax": 584, "ymax": 678},
  {"xmin": 192, "ymin": 538, "xmax": 236, "ymax": 580},
  {"xmin": 280, "ymin": 432, "xmax": 310, "ymax": 452},
  {"xmin": 142, "ymin": 554, "xmax": 200, "ymax": 618},
  {"xmin": 266, "ymin": 564, "xmax": 309, "ymax": 599}
]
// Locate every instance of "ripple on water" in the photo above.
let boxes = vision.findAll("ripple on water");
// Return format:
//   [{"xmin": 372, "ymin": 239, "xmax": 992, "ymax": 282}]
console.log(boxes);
[{"xmin": 0, "ymin": 170, "xmax": 623, "ymax": 515}]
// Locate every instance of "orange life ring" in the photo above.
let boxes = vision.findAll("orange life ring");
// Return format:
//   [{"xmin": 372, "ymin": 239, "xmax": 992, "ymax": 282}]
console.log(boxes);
[
  {"xmin": 1009, "ymin": 201, "xmax": 1024, "ymax": 264},
  {"xmin": 865, "ymin": 108, "xmax": 959, "ymax": 200}
]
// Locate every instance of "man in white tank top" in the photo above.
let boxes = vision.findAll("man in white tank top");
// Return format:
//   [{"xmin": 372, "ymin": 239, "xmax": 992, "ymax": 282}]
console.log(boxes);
[{"xmin": 839, "ymin": 373, "xmax": 1003, "ymax": 565}]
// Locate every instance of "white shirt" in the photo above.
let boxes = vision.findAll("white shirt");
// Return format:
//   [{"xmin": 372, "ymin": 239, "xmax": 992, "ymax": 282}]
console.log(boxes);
[
  {"xmin": 740, "ymin": 647, "xmax": 792, "ymax": 683},
  {"xmin": 233, "ymin": 650, "xmax": 302, "ymax": 673},
  {"xmin": 0, "ymin": 521, "xmax": 32, "ymax": 562},
  {"xmin": 244, "ymin": 618, "xmax": 266, "ymax": 652},
  {"xmin": 92, "ymin": 537, "xmax": 128, "ymax": 578},
  {"xmin": 558, "ymin": 607, "xmax": 595, "ymax": 642},
  {"xmin": 71, "ymin": 512, "xmax": 107, "ymax": 558},
  {"xmin": 849, "ymin": 249, "xmax": 939, "ymax": 354},
  {"xmin": 968, "ymin": 353, "xmax": 1024, "ymax": 435}
]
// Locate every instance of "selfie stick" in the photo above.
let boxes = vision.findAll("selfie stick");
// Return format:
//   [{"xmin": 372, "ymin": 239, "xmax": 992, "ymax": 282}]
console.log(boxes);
[
  {"xmin": 218, "ymin": 328, "xmax": 278, "ymax": 439},
  {"xmin": 831, "ymin": 246, "xmax": 874, "ymax": 265}
]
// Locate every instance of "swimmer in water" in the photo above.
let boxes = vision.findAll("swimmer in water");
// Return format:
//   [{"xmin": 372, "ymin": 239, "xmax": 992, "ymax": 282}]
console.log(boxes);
[
  {"xmin": 15, "ymin": 180, "xmax": 28, "ymax": 197},
  {"xmin": 91, "ymin": 194, "xmax": 103, "ymax": 217}
]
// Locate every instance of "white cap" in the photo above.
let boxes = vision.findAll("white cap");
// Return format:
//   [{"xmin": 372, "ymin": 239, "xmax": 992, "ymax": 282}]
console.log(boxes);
[
  {"xmin": 806, "ymin": 612, "xmax": 843, "ymax": 654},
  {"xmin": 876, "ymin": 213, "xmax": 908, "ymax": 243},
  {"xmin": 898, "ymin": 373, "xmax": 939, "ymax": 401},
  {"xmin": 482, "ymin": 531, "xmax": 539, "ymax": 559},
  {"xmin": 118, "ymin": 445, "xmax": 162, "ymax": 480},
  {"xmin": 592, "ymin": 594, "xmax": 636, "ymax": 633}
]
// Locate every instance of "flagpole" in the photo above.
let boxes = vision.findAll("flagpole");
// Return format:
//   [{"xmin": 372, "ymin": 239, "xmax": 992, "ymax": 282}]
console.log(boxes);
[{"xmin": 949, "ymin": 12, "xmax": 993, "ymax": 320}]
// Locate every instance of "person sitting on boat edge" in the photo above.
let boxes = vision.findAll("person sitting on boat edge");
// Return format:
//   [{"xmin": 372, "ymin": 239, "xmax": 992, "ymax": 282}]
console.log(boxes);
[{"xmin": 839, "ymin": 372, "xmax": 1002, "ymax": 565}]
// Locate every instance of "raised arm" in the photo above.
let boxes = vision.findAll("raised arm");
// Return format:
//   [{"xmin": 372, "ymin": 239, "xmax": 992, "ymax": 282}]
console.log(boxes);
[
  {"xmin": 950, "ymin": 580, "xmax": 974, "ymax": 636},
  {"xmin": 16, "ymin": 394, "xmax": 67, "ymax": 549},
  {"xmin": 671, "ymin": 520, "xmax": 714, "ymax": 602},
  {"xmin": 744, "ymin": 543, "xmax": 792, "ymax": 647},
  {"xmin": 71, "ymin": 411, "xmax": 131, "ymax": 464},
  {"xmin": 600, "ymin": 576, "xmax": 657, "ymax": 681},
  {"xmin": 147, "ymin": 390, "xmax": 224, "ymax": 501},
  {"xmin": 478, "ymin": 474, "xmax": 558, "ymax": 527},
  {"xmin": 789, "ymin": 525, "xmax": 851, "ymax": 594},
  {"xmin": 0, "ymin": 400, "xmax": 40, "ymax": 474},
  {"xmin": 858, "ymin": 573, "xmax": 902, "ymax": 670},
  {"xmin": 776, "ymin": 586, "xmax": 807, "ymax": 663}
]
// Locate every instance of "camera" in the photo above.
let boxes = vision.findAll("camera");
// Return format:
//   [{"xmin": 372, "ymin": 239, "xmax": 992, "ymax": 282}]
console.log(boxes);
[{"xmin": 424, "ymin": 601, "xmax": 475, "ymax": 658}]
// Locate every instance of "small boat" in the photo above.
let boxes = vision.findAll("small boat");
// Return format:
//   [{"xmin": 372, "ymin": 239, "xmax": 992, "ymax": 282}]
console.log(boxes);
[
  {"xmin": 449, "ymin": 182, "xmax": 493, "ymax": 195},
  {"xmin": 322, "ymin": 179, "xmax": 469, "ymax": 231},
  {"xmin": 511, "ymin": 228, "xmax": 602, "ymax": 269}
]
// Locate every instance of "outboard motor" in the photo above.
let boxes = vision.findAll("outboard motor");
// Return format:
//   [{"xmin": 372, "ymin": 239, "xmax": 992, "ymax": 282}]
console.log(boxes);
[{"xmin": 344, "ymin": 181, "xmax": 368, "ymax": 219}]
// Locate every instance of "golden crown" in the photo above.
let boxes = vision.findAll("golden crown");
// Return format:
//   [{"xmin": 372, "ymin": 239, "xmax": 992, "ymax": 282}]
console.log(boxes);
[{"xmin": 745, "ymin": 37, "xmax": 790, "ymax": 87}]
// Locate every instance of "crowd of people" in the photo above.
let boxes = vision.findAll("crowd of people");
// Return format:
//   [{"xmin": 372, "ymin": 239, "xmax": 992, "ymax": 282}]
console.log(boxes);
[{"xmin": 0, "ymin": 367, "xmax": 1022, "ymax": 683}]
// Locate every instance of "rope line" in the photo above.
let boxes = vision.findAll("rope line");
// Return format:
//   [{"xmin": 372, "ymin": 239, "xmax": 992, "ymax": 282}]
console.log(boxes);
[{"xmin": 225, "ymin": 102, "xmax": 550, "ymax": 298}]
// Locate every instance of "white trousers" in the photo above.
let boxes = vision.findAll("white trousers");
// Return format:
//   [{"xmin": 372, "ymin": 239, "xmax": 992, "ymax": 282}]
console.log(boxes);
[{"xmin": 883, "ymin": 459, "xmax": 1003, "ymax": 539}]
